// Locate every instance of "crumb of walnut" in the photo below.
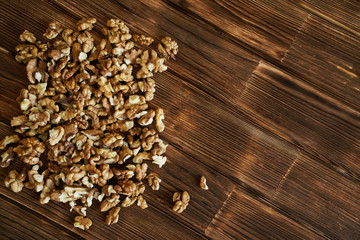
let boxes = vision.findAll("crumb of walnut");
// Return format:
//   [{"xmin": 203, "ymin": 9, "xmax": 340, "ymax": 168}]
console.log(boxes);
[
  {"xmin": 74, "ymin": 216, "xmax": 92, "ymax": 230},
  {"xmin": 43, "ymin": 21, "xmax": 63, "ymax": 39},
  {"xmin": 0, "ymin": 135, "xmax": 20, "ymax": 150},
  {"xmin": 200, "ymin": 176, "xmax": 208, "ymax": 190},
  {"xmin": 20, "ymin": 30, "xmax": 36, "ymax": 43},
  {"xmin": 155, "ymin": 108, "xmax": 165, "ymax": 132},
  {"xmin": 157, "ymin": 36, "xmax": 178, "ymax": 59},
  {"xmin": 4, "ymin": 170, "xmax": 26, "ymax": 193},
  {"xmin": 137, "ymin": 195, "xmax": 148, "ymax": 209},
  {"xmin": 1, "ymin": 147, "xmax": 15, "ymax": 168},
  {"xmin": 100, "ymin": 194, "xmax": 120, "ymax": 212},
  {"xmin": 146, "ymin": 173, "xmax": 161, "ymax": 190},
  {"xmin": 133, "ymin": 34, "xmax": 154, "ymax": 46},
  {"xmin": 105, "ymin": 207, "xmax": 120, "ymax": 225},
  {"xmin": 77, "ymin": 17, "xmax": 97, "ymax": 31},
  {"xmin": 172, "ymin": 191, "xmax": 190, "ymax": 213}
]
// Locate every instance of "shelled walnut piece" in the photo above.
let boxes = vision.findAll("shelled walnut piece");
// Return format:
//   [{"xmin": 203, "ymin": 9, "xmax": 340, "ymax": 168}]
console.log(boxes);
[
  {"xmin": 172, "ymin": 191, "xmax": 190, "ymax": 214},
  {"xmin": 200, "ymin": 176, "xmax": 208, "ymax": 190},
  {"xmin": 0, "ymin": 17, "xmax": 178, "ymax": 230}
]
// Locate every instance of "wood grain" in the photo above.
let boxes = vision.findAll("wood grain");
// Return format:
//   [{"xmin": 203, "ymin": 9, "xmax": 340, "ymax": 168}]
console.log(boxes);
[
  {"xmin": 239, "ymin": 61, "xmax": 360, "ymax": 180},
  {"xmin": 273, "ymin": 152, "xmax": 360, "ymax": 240},
  {"xmin": 293, "ymin": 0, "xmax": 360, "ymax": 36},
  {"xmin": 164, "ymin": 0, "xmax": 309, "ymax": 60},
  {"xmin": 151, "ymin": 71, "xmax": 300, "ymax": 198},
  {"xmin": 0, "ymin": 0, "xmax": 359, "ymax": 239},
  {"xmin": 282, "ymin": 15, "xmax": 360, "ymax": 111},
  {"xmin": 0, "ymin": 195, "xmax": 83, "ymax": 240},
  {"xmin": 205, "ymin": 186, "xmax": 325, "ymax": 240}
]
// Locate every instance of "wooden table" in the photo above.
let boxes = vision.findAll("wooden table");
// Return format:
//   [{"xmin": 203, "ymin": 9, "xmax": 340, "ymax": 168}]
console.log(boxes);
[{"xmin": 0, "ymin": 1, "xmax": 359, "ymax": 239}]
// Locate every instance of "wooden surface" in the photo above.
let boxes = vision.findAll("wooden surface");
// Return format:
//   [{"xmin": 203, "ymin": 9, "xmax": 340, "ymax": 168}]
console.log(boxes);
[{"xmin": 0, "ymin": 0, "xmax": 359, "ymax": 239}]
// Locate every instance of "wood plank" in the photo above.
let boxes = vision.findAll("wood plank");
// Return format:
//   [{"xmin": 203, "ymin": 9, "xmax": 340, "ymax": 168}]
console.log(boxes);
[
  {"xmin": 293, "ymin": 0, "xmax": 360, "ymax": 36},
  {"xmin": 0, "ymin": 0, "xmax": 260, "ymax": 109},
  {"xmin": 282, "ymin": 15, "xmax": 360, "ymax": 110},
  {"xmin": 272, "ymin": 153, "xmax": 360, "ymax": 240},
  {"xmin": 0, "ymin": 195, "xmax": 83, "ymax": 240},
  {"xmin": 151, "ymin": 71, "xmax": 300, "ymax": 198},
  {"xmin": 239, "ymin": 61, "xmax": 360, "ymax": 179},
  {"xmin": 205, "ymin": 186, "xmax": 325, "ymax": 240},
  {"xmin": 163, "ymin": 0, "xmax": 309, "ymax": 60}
]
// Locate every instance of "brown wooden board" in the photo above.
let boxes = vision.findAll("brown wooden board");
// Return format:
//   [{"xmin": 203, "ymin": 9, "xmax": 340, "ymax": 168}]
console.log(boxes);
[
  {"xmin": 272, "ymin": 153, "xmax": 360, "ymax": 240},
  {"xmin": 282, "ymin": 15, "xmax": 360, "ymax": 111},
  {"xmin": 163, "ymin": 0, "xmax": 309, "ymax": 60},
  {"xmin": 239, "ymin": 61, "xmax": 360, "ymax": 180},
  {"xmin": 0, "ymin": 195, "xmax": 83, "ymax": 240},
  {"xmin": 205, "ymin": 186, "xmax": 325, "ymax": 240},
  {"xmin": 293, "ymin": 0, "xmax": 360, "ymax": 36}
]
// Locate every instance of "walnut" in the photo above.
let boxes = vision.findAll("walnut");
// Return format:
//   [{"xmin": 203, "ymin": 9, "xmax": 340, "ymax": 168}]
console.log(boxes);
[
  {"xmin": 124, "ymin": 49, "xmax": 143, "ymax": 65},
  {"xmin": 66, "ymin": 164, "xmax": 86, "ymax": 183},
  {"xmin": 146, "ymin": 173, "xmax": 161, "ymax": 190},
  {"xmin": 100, "ymin": 194, "xmax": 120, "ymax": 212},
  {"xmin": 102, "ymin": 184, "xmax": 117, "ymax": 197},
  {"xmin": 77, "ymin": 18, "xmax": 97, "ymax": 31},
  {"xmin": 13, "ymin": 138, "xmax": 45, "ymax": 165},
  {"xmin": 113, "ymin": 168, "xmax": 134, "ymax": 180},
  {"xmin": 133, "ymin": 151, "xmax": 151, "ymax": 164},
  {"xmin": 4, "ymin": 170, "xmax": 25, "ymax": 192},
  {"xmin": 25, "ymin": 165, "xmax": 44, "ymax": 192},
  {"xmin": 133, "ymin": 163, "xmax": 148, "ymax": 181},
  {"xmin": 137, "ymin": 195, "xmax": 148, "ymax": 209},
  {"xmin": 11, "ymin": 115, "xmax": 28, "ymax": 127},
  {"xmin": 115, "ymin": 179, "xmax": 136, "ymax": 196},
  {"xmin": 172, "ymin": 191, "xmax": 190, "ymax": 213},
  {"xmin": 74, "ymin": 216, "xmax": 92, "ymax": 230},
  {"xmin": 121, "ymin": 196, "xmax": 137, "ymax": 207},
  {"xmin": 152, "ymin": 155, "xmax": 167, "ymax": 168},
  {"xmin": 200, "ymin": 176, "xmax": 208, "ymax": 190},
  {"xmin": 1, "ymin": 147, "xmax": 15, "ymax": 168},
  {"xmin": 155, "ymin": 108, "xmax": 165, "ymax": 132},
  {"xmin": 20, "ymin": 30, "xmax": 36, "ymax": 43},
  {"xmin": 138, "ymin": 109, "xmax": 155, "ymax": 126},
  {"xmin": 15, "ymin": 44, "xmax": 38, "ymax": 63},
  {"xmin": 151, "ymin": 139, "xmax": 168, "ymax": 156},
  {"xmin": 49, "ymin": 126, "xmax": 65, "ymax": 145},
  {"xmin": 0, "ymin": 135, "xmax": 20, "ymax": 150},
  {"xmin": 105, "ymin": 207, "xmax": 120, "ymax": 225},
  {"xmin": 133, "ymin": 34, "xmax": 154, "ymax": 46},
  {"xmin": 44, "ymin": 21, "xmax": 63, "ymax": 39},
  {"xmin": 158, "ymin": 37, "xmax": 178, "ymax": 59},
  {"xmin": 140, "ymin": 128, "xmax": 158, "ymax": 151}
]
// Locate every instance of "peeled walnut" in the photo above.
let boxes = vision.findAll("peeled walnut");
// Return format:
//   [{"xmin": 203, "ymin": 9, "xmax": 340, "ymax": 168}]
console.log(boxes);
[
  {"xmin": 1, "ymin": 147, "xmax": 15, "ymax": 168},
  {"xmin": 133, "ymin": 163, "xmax": 148, "ymax": 181},
  {"xmin": 100, "ymin": 194, "xmax": 120, "ymax": 212},
  {"xmin": 138, "ymin": 109, "xmax": 155, "ymax": 126},
  {"xmin": 137, "ymin": 195, "xmax": 148, "ymax": 209},
  {"xmin": 105, "ymin": 207, "xmax": 120, "ymax": 225},
  {"xmin": 158, "ymin": 36, "xmax": 178, "ymax": 59},
  {"xmin": 133, "ymin": 34, "xmax": 154, "ymax": 46},
  {"xmin": 0, "ymin": 135, "xmax": 20, "ymax": 150},
  {"xmin": 49, "ymin": 126, "xmax": 65, "ymax": 145},
  {"xmin": 77, "ymin": 18, "xmax": 97, "ymax": 31},
  {"xmin": 4, "ymin": 169, "xmax": 26, "ymax": 193},
  {"xmin": 44, "ymin": 21, "xmax": 63, "ymax": 39},
  {"xmin": 146, "ymin": 173, "xmax": 161, "ymax": 190},
  {"xmin": 121, "ymin": 196, "xmax": 137, "ymax": 207},
  {"xmin": 172, "ymin": 191, "xmax": 190, "ymax": 213},
  {"xmin": 200, "ymin": 176, "xmax": 209, "ymax": 190},
  {"xmin": 74, "ymin": 216, "xmax": 92, "ymax": 230},
  {"xmin": 20, "ymin": 30, "xmax": 36, "ymax": 43},
  {"xmin": 152, "ymin": 155, "xmax": 167, "ymax": 168},
  {"xmin": 155, "ymin": 108, "xmax": 165, "ymax": 132},
  {"xmin": 25, "ymin": 165, "xmax": 44, "ymax": 192}
]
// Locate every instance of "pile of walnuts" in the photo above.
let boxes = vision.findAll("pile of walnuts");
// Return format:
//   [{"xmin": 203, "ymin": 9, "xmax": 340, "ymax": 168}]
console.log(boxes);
[{"xmin": 0, "ymin": 17, "xmax": 178, "ymax": 230}]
